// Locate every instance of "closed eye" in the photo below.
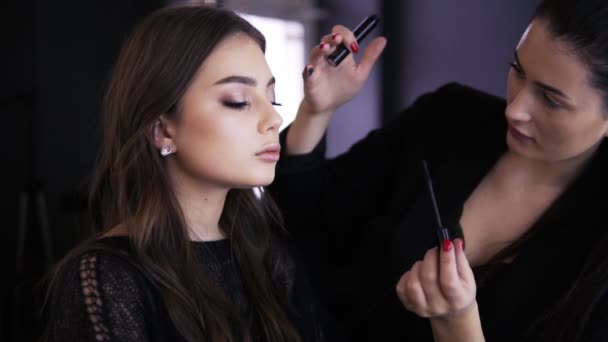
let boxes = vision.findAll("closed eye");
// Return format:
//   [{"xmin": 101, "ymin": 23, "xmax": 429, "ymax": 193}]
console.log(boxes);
[
  {"xmin": 540, "ymin": 91, "xmax": 560, "ymax": 109},
  {"xmin": 509, "ymin": 62, "xmax": 524, "ymax": 76},
  {"xmin": 223, "ymin": 101, "xmax": 249, "ymax": 110}
]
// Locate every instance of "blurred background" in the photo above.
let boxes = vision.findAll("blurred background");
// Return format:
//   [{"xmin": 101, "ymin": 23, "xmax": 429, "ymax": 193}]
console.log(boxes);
[{"xmin": 2, "ymin": 0, "xmax": 537, "ymax": 340}]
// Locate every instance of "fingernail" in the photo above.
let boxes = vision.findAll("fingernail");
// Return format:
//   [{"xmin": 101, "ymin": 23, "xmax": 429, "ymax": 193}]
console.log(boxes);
[
  {"xmin": 331, "ymin": 33, "xmax": 339, "ymax": 40},
  {"xmin": 455, "ymin": 238, "xmax": 465, "ymax": 251},
  {"xmin": 319, "ymin": 43, "xmax": 326, "ymax": 49},
  {"xmin": 350, "ymin": 42, "xmax": 359, "ymax": 53},
  {"xmin": 442, "ymin": 239, "xmax": 452, "ymax": 252}
]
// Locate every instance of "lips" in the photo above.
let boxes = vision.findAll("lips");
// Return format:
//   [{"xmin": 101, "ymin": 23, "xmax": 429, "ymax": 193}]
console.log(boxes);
[
  {"xmin": 507, "ymin": 123, "xmax": 534, "ymax": 142},
  {"xmin": 255, "ymin": 143, "xmax": 281, "ymax": 162}
]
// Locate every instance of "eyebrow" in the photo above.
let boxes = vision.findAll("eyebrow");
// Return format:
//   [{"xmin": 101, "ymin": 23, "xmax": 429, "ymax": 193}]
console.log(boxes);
[
  {"xmin": 514, "ymin": 50, "xmax": 572, "ymax": 102},
  {"xmin": 213, "ymin": 75, "xmax": 276, "ymax": 87}
]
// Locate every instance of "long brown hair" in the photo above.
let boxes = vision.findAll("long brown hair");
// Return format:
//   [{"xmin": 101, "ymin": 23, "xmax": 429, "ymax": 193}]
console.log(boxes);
[{"xmin": 48, "ymin": 5, "xmax": 301, "ymax": 342}]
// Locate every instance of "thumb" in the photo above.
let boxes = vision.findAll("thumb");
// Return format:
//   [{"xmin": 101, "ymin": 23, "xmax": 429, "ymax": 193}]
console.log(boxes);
[{"xmin": 356, "ymin": 36, "xmax": 387, "ymax": 79}]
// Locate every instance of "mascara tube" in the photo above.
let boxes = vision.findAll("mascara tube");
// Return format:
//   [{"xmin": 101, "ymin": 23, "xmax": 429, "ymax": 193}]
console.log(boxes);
[{"xmin": 327, "ymin": 14, "xmax": 380, "ymax": 66}]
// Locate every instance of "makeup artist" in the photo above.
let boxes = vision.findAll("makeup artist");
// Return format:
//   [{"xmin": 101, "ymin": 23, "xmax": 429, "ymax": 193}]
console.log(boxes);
[{"xmin": 269, "ymin": 0, "xmax": 608, "ymax": 341}]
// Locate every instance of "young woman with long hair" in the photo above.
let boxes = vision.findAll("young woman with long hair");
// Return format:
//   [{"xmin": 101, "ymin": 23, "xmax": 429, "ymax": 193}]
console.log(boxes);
[{"xmin": 43, "ymin": 6, "xmax": 323, "ymax": 342}]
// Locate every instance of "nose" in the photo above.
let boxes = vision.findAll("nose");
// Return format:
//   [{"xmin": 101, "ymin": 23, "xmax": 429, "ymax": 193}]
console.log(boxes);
[
  {"xmin": 505, "ymin": 87, "xmax": 533, "ymax": 122},
  {"xmin": 259, "ymin": 103, "xmax": 283, "ymax": 133}
]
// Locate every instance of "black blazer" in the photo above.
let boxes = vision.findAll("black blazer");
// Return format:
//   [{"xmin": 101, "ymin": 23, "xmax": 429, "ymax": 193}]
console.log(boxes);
[{"xmin": 270, "ymin": 83, "xmax": 608, "ymax": 341}]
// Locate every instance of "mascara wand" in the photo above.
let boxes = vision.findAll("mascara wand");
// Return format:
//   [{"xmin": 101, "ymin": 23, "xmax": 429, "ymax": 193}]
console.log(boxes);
[{"xmin": 422, "ymin": 160, "xmax": 451, "ymax": 246}]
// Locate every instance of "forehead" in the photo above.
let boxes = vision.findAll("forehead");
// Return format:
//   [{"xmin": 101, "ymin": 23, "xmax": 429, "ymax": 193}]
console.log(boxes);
[
  {"xmin": 195, "ymin": 33, "xmax": 272, "ymax": 87},
  {"xmin": 517, "ymin": 19, "xmax": 598, "ymax": 101}
]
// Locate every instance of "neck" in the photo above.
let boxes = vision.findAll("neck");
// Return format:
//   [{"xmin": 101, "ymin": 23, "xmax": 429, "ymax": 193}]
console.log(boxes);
[
  {"xmin": 169, "ymin": 166, "xmax": 228, "ymax": 242},
  {"xmin": 499, "ymin": 146, "xmax": 598, "ymax": 189}
]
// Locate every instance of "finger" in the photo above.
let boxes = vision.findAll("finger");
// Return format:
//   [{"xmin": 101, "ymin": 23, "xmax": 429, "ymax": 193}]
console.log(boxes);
[
  {"xmin": 395, "ymin": 271, "xmax": 413, "ymax": 309},
  {"xmin": 302, "ymin": 64, "xmax": 314, "ymax": 81},
  {"xmin": 309, "ymin": 43, "xmax": 328, "ymax": 66},
  {"xmin": 355, "ymin": 36, "xmax": 387, "ymax": 79},
  {"xmin": 438, "ymin": 239, "xmax": 461, "ymax": 302},
  {"xmin": 319, "ymin": 32, "xmax": 344, "ymax": 48},
  {"xmin": 329, "ymin": 24, "xmax": 361, "ymax": 56},
  {"xmin": 419, "ymin": 248, "xmax": 448, "ymax": 315},
  {"xmin": 454, "ymin": 238, "xmax": 475, "ymax": 284},
  {"xmin": 330, "ymin": 25, "xmax": 356, "ymax": 46},
  {"xmin": 399, "ymin": 262, "xmax": 428, "ymax": 314}
]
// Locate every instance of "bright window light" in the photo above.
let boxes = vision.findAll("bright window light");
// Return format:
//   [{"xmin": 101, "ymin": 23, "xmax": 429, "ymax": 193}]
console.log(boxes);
[{"xmin": 239, "ymin": 13, "xmax": 305, "ymax": 131}]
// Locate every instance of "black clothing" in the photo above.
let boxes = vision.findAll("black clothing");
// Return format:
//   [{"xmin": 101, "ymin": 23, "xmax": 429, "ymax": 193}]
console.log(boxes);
[
  {"xmin": 269, "ymin": 83, "xmax": 608, "ymax": 341},
  {"xmin": 45, "ymin": 236, "xmax": 325, "ymax": 341}
]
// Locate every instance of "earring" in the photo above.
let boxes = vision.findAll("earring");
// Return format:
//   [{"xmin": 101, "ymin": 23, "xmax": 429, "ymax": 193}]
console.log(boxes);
[{"xmin": 160, "ymin": 145, "xmax": 173, "ymax": 156}]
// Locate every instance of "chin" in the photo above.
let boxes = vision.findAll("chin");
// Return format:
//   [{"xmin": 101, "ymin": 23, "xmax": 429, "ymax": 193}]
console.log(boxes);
[{"xmin": 235, "ymin": 175, "xmax": 275, "ymax": 189}]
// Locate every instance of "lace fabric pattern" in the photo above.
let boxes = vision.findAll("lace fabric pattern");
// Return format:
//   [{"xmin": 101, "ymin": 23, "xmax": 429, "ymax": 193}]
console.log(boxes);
[
  {"xmin": 79, "ymin": 254, "xmax": 110, "ymax": 341},
  {"xmin": 45, "ymin": 237, "xmax": 323, "ymax": 341}
]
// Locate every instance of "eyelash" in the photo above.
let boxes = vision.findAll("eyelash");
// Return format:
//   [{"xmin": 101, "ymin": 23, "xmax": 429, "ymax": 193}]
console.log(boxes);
[
  {"xmin": 223, "ymin": 101, "xmax": 249, "ymax": 110},
  {"xmin": 223, "ymin": 101, "xmax": 283, "ymax": 110},
  {"xmin": 509, "ymin": 62, "xmax": 524, "ymax": 76},
  {"xmin": 541, "ymin": 92, "xmax": 560, "ymax": 109}
]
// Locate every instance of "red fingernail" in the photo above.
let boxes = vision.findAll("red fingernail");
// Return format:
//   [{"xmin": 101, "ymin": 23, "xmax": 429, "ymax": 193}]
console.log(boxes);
[
  {"xmin": 454, "ymin": 238, "xmax": 465, "ymax": 251},
  {"xmin": 331, "ymin": 33, "xmax": 339, "ymax": 40},
  {"xmin": 319, "ymin": 43, "xmax": 326, "ymax": 49},
  {"xmin": 350, "ymin": 42, "xmax": 359, "ymax": 53},
  {"xmin": 442, "ymin": 239, "xmax": 452, "ymax": 252}
]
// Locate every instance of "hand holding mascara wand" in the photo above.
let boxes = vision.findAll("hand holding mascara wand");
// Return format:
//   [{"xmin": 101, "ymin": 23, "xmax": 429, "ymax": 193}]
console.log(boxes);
[{"xmin": 422, "ymin": 160, "xmax": 452, "ymax": 250}]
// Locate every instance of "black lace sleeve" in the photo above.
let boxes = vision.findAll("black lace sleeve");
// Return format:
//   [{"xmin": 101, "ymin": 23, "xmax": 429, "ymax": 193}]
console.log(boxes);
[{"xmin": 45, "ymin": 250, "xmax": 155, "ymax": 341}]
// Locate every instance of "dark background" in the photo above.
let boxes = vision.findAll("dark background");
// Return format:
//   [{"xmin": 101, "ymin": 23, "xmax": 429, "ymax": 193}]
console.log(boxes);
[{"xmin": 1, "ymin": 0, "xmax": 537, "ymax": 340}]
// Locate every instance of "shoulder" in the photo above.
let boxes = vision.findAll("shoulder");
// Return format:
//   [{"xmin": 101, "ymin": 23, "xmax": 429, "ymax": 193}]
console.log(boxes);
[
  {"xmin": 393, "ymin": 83, "xmax": 507, "ymax": 156},
  {"xmin": 52, "ymin": 237, "xmax": 152, "ymax": 306},
  {"xmin": 433, "ymin": 82, "xmax": 506, "ymax": 105},
  {"xmin": 45, "ymin": 237, "xmax": 156, "ymax": 340},
  {"xmin": 405, "ymin": 82, "xmax": 507, "ymax": 125}
]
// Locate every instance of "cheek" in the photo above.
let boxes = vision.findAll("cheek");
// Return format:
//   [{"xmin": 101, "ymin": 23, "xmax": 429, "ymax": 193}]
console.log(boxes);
[
  {"xmin": 175, "ymin": 113, "xmax": 260, "ymax": 177},
  {"xmin": 539, "ymin": 116, "xmax": 606, "ymax": 157},
  {"xmin": 178, "ymin": 114, "xmax": 246, "ymax": 159}
]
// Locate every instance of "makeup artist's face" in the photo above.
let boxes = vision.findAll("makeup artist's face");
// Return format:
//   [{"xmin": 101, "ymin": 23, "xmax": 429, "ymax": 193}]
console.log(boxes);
[
  {"xmin": 167, "ymin": 33, "xmax": 283, "ymax": 189},
  {"xmin": 505, "ymin": 18, "xmax": 608, "ymax": 163}
]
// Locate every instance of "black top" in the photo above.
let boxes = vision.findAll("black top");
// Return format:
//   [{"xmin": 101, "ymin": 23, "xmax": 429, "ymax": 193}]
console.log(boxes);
[
  {"xmin": 45, "ymin": 236, "xmax": 327, "ymax": 341},
  {"xmin": 269, "ymin": 83, "xmax": 608, "ymax": 341}
]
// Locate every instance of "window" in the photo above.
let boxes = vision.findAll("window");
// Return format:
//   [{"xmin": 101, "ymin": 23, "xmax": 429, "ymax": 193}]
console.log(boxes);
[{"xmin": 238, "ymin": 13, "xmax": 305, "ymax": 130}]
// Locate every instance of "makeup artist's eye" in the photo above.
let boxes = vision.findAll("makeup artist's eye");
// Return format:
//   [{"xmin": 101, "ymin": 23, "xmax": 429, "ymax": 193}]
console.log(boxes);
[
  {"xmin": 541, "ymin": 92, "xmax": 560, "ymax": 109},
  {"xmin": 509, "ymin": 62, "xmax": 524, "ymax": 77},
  {"xmin": 223, "ymin": 101, "xmax": 249, "ymax": 110}
]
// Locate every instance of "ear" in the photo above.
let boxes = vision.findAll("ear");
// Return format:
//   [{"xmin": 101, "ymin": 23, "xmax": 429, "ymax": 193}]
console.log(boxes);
[{"xmin": 153, "ymin": 114, "xmax": 178, "ymax": 152}]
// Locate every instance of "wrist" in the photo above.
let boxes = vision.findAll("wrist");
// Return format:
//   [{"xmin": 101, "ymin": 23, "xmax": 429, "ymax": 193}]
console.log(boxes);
[
  {"xmin": 430, "ymin": 302, "xmax": 484, "ymax": 342},
  {"xmin": 298, "ymin": 98, "xmax": 334, "ymax": 118}
]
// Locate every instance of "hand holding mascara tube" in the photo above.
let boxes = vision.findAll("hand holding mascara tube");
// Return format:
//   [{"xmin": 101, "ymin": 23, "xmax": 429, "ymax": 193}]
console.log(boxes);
[
  {"xmin": 327, "ymin": 14, "xmax": 380, "ymax": 66},
  {"xmin": 422, "ymin": 160, "xmax": 452, "ymax": 250}
]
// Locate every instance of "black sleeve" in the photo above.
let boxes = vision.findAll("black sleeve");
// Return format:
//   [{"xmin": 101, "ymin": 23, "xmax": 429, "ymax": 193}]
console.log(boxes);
[
  {"xmin": 286, "ymin": 245, "xmax": 350, "ymax": 342},
  {"xmin": 269, "ymin": 85, "xmax": 446, "ymax": 249},
  {"xmin": 583, "ymin": 293, "xmax": 608, "ymax": 342},
  {"xmin": 45, "ymin": 252, "xmax": 153, "ymax": 342}
]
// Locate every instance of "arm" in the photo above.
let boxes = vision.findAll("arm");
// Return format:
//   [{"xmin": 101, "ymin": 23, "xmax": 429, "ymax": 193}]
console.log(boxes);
[{"xmin": 396, "ymin": 239, "xmax": 485, "ymax": 342}]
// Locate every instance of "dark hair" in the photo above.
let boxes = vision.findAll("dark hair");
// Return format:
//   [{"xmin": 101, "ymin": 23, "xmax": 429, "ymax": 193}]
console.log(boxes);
[
  {"xmin": 45, "ymin": 5, "xmax": 301, "ymax": 342},
  {"xmin": 492, "ymin": 1, "xmax": 608, "ymax": 340},
  {"xmin": 535, "ymin": 0, "xmax": 608, "ymax": 111}
]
